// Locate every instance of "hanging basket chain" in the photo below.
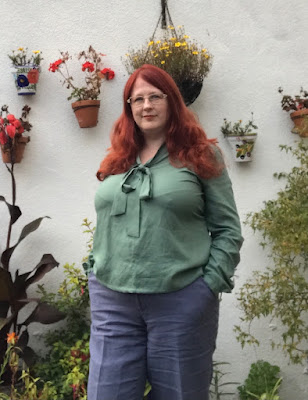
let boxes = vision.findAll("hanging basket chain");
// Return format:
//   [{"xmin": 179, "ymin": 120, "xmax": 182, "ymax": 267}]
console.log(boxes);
[{"xmin": 143, "ymin": 0, "xmax": 178, "ymax": 64}]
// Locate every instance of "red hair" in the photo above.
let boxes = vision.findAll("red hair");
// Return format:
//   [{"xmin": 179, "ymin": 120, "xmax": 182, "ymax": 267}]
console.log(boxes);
[{"xmin": 97, "ymin": 64, "xmax": 223, "ymax": 180}]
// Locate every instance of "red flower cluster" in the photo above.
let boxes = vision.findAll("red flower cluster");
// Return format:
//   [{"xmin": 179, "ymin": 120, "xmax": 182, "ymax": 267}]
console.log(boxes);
[
  {"xmin": 0, "ymin": 114, "xmax": 24, "ymax": 145},
  {"xmin": 49, "ymin": 59, "xmax": 64, "ymax": 72},
  {"xmin": 100, "ymin": 68, "xmax": 115, "ymax": 80},
  {"xmin": 82, "ymin": 61, "xmax": 95, "ymax": 72}
]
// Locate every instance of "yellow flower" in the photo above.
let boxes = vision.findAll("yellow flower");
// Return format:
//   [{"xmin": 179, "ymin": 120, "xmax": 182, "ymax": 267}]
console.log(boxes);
[
  {"xmin": 170, "ymin": 37, "xmax": 176, "ymax": 41},
  {"xmin": 181, "ymin": 42, "xmax": 187, "ymax": 46},
  {"xmin": 148, "ymin": 41, "xmax": 154, "ymax": 46},
  {"xmin": 125, "ymin": 53, "xmax": 130, "ymax": 57},
  {"xmin": 205, "ymin": 54, "xmax": 209, "ymax": 59},
  {"xmin": 161, "ymin": 60, "xmax": 165, "ymax": 64},
  {"xmin": 151, "ymin": 50, "xmax": 155, "ymax": 54},
  {"xmin": 166, "ymin": 54, "xmax": 169, "ymax": 57},
  {"xmin": 168, "ymin": 25, "xmax": 175, "ymax": 30},
  {"xmin": 156, "ymin": 40, "xmax": 161, "ymax": 44},
  {"xmin": 177, "ymin": 25, "xmax": 183, "ymax": 28},
  {"xmin": 192, "ymin": 51, "xmax": 199, "ymax": 55},
  {"xmin": 154, "ymin": 54, "xmax": 159, "ymax": 58},
  {"xmin": 175, "ymin": 42, "xmax": 181, "ymax": 47},
  {"xmin": 184, "ymin": 35, "xmax": 190, "ymax": 39},
  {"xmin": 32, "ymin": 50, "xmax": 40, "ymax": 54},
  {"xmin": 163, "ymin": 42, "xmax": 168, "ymax": 45},
  {"xmin": 18, "ymin": 47, "xmax": 24, "ymax": 51},
  {"xmin": 202, "ymin": 48, "xmax": 207, "ymax": 53}
]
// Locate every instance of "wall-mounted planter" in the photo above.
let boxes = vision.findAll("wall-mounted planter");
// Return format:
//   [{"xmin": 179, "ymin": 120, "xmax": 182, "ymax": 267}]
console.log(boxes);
[
  {"xmin": 290, "ymin": 109, "xmax": 308, "ymax": 137},
  {"xmin": 71, "ymin": 100, "xmax": 100, "ymax": 128},
  {"xmin": 12, "ymin": 65, "xmax": 40, "ymax": 95},
  {"xmin": 1, "ymin": 136, "xmax": 30, "ymax": 163},
  {"xmin": 226, "ymin": 134, "xmax": 257, "ymax": 162}
]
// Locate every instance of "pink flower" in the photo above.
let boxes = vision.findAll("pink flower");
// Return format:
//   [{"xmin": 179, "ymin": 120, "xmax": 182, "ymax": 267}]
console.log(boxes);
[
  {"xmin": 100, "ymin": 68, "xmax": 115, "ymax": 80},
  {"xmin": 6, "ymin": 125, "xmax": 16, "ymax": 138},
  {"xmin": 82, "ymin": 62, "xmax": 95, "ymax": 72}
]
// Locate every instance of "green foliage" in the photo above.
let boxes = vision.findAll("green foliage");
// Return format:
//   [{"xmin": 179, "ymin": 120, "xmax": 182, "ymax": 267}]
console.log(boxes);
[
  {"xmin": 235, "ymin": 141, "xmax": 308, "ymax": 363},
  {"xmin": 221, "ymin": 113, "xmax": 258, "ymax": 137},
  {"xmin": 238, "ymin": 360, "xmax": 281, "ymax": 400},
  {"xmin": 210, "ymin": 361, "xmax": 239, "ymax": 400}
]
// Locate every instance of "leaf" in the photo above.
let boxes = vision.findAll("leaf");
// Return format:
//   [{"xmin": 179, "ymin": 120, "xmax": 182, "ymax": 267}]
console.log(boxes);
[
  {"xmin": 1, "ymin": 216, "xmax": 50, "ymax": 270},
  {"xmin": 22, "ymin": 302, "xmax": 66, "ymax": 326},
  {"xmin": 18, "ymin": 329, "xmax": 29, "ymax": 350},
  {"xmin": 0, "ymin": 268, "xmax": 13, "ymax": 302},
  {"xmin": 22, "ymin": 345, "xmax": 37, "ymax": 367},
  {"xmin": 0, "ymin": 196, "xmax": 22, "ymax": 224},
  {"xmin": 25, "ymin": 254, "xmax": 59, "ymax": 288}
]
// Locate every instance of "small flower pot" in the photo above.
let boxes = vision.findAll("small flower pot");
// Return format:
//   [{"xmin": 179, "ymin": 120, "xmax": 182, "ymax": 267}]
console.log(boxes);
[
  {"xmin": 175, "ymin": 79, "xmax": 203, "ymax": 106},
  {"xmin": 290, "ymin": 109, "xmax": 308, "ymax": 137},
  {"xmin": 71, "ymin": 100, "xmax": 100, "ymax": 128},
  {"xmin": 226, "ymin": 134, "xmax": 257, "ymax": 162},
  {"xmin": 1, "ymin": 136, "xmax": 30, "ymax": 163},
  {"xmin": 11, "ymin": 65, "xmax": 40, "ymax": 95}
]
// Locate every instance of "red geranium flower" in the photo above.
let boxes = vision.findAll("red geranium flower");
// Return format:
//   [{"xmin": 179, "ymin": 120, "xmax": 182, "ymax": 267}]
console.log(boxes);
[
  {"xmin": 7, "ymin": 114, "xmax": 16, "ymax": 123},
  {"xmin": 49, "ymin": 59, "xmax": 64, "ymax": 72},
  {"xmin": 82, "ymin": 62, "xmax": 95, "ymax": 72},
  {"xmin": 13, "ymin": 119, "xmax": 22, "ymax": 129},
  {"xmin": 6, "ymin": 125, "xmax": 16, "ymax": 138},
  {"xmin": 100, "ymin": 68, "xmax": 115, "ymax": 80},
  {"xmin": 17, "ymin": 126, "xmax": 24, "ymax": 134},
  {"xmin": 0, "ymin": 130, "xmax": 7, "ymax": 145}
]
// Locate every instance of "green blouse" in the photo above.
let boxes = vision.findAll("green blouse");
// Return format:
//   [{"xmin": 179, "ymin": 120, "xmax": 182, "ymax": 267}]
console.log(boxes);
[{"xmin": 83, "ymin": 144, "xmax": 243, "ymax": 294}]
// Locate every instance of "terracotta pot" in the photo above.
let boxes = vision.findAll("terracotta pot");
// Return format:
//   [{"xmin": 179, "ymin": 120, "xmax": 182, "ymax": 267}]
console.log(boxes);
[
  {"xmin": 290, "ymin": 109, "xmax": 308, "ymax": 137},
  {"xmin": 11, "ymin": 65, "xmax": 40, "ymax": 95},
  {"xmin": 225, "ymin": 134, "xmax": 257, "ymax": 162},
  {"xmin": 1, "ymin": 136, "xmax": 30, "ymax": 163},
  {"xmin": 71, "ymin": 100, "xmax": 100, "ymax": 128}
]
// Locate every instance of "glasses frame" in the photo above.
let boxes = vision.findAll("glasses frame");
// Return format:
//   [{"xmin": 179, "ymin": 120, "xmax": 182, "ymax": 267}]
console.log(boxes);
[{"xmin": 127, "ymin": 93, "xmax": 167, "ymax": 107}]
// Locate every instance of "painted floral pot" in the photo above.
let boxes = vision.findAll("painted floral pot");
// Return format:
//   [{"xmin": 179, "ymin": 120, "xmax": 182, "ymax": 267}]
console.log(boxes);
[
  {"xmin": 71, "ymin": 100, "xmax": 100, "ymax": 128},
  {"xmin": 1, "ymin": 136, "xmax": 30, "ymax": 163},
  {"xmin": 11, "ymin": 65, "xmax": 40, "ymax": 95},
  {"xmin": 226, "ymin": 134, "xmax": 257, "ymax": 162},
  {"xmin": 290, "ymin": 109, "xmax": 308, "ymax": 137}
]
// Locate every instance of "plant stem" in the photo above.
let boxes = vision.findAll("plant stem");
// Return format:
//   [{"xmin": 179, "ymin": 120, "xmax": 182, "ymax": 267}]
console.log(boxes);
[{"xmin": 5, "ymin": 163, "xmax": 16, "ymax": 251}]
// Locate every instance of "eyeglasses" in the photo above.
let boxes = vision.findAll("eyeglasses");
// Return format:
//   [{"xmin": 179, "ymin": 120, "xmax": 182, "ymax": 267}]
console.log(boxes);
[{"xmin": 127, "ymin": 93, "xmax": 167, "ymax": 107}]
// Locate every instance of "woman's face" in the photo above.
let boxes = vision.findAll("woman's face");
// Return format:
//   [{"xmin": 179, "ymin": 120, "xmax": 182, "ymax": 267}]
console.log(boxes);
[{"xmin": 129, "ymin": 77, "xmax": 169, "ymax": 141}]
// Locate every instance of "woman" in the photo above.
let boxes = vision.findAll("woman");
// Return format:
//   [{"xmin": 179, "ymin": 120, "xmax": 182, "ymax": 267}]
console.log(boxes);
[{"xmin": 84, "ymin": 64, "xmax": 243, "ymax": 400}]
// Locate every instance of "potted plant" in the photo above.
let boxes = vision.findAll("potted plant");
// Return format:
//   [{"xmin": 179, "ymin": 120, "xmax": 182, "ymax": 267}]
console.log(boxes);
[
  {"xmin": 49, "ymin": 46, "xmax": 115, "ymax": 128},
  {"xmin": 0, "ymin": 105, "xmax": 32, "ymax": 164},
  {"xmin": 8, "ymin": 47, "xmax": 43, "ymax": 95},
  {"xmin": 221, "ymin": 113, "xmax": 258, "ymax": 162},
  {"xmin": 278, "ymin": 86, "xmax": 308, "ymax": 137},
  {"xmin": 123, "ymin": 25, "xmax": 212, "ymax": 106}
]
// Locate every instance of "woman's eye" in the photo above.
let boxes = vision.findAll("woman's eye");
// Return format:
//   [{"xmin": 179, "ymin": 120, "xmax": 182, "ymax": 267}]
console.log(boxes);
[
  {"xmin": 134, "ymin": 97, "xmax": 144, "ymax": 104},
  {"xmin": 150, "ymin": 94, "xmax": 161, "ymax": 101}
]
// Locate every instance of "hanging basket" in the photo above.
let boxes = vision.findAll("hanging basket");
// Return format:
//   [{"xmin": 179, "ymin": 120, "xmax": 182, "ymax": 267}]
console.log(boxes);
[
  {"xmin": 175, "ymin": 79, "xmax": 204, "ymax": 106},
  {"xmin": 11, "ymin": 65, "xmax": 40, "ymax": 95},
  {"xmin": 71, "ymin": 100, "xmax": 100, "ymax": 128},
  {"xmin": 1, "ymin": 136, "xmax": 30, "ymax": 163},
  {"xmin": 290, "ymin": 109, "xmax": 308, "ymax": 137},
  {"xmin": 226, "ymin": 134, "xmax": 257, "ymax": 162}
]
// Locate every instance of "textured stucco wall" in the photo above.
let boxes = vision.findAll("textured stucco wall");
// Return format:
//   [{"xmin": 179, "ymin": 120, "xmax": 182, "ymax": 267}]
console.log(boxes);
[{"xmin": 0, "ymin": 0, "xmax": 307, "ymax": 398}]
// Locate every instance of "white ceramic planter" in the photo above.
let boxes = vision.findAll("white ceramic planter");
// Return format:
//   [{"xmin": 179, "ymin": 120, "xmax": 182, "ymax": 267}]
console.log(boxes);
[
  {"xmin": 11, "ymin": 65, "xmax": 40, "ymax": 95},
  {"xmin": 226, "ymin": 134, "xmax": 257, "ymax": 162}
]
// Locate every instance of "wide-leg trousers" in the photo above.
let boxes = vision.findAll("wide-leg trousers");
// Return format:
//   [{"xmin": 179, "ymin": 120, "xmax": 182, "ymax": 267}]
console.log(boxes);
[{"xmin": 87, "ymin": 272, "xmax": 219, "ymax": 400}]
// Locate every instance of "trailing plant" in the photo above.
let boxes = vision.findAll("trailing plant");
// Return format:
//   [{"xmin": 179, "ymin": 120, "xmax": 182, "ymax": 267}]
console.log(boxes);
[
  {"xmin": 221, "ymin": 113, "xmax": 258, "ymax": 137},
  {"xmin": 237, "ymin": 360, "xmax": 281, "ymax": 400},
  {"xmin": 49, "ymin": 45, "xmax": 115, "ymax": 101},
  {"xmin": 235, "ymin": 141, "xmax": 308, "ymax": 363},
  {"xmin": 210, "ymin": 361, "xmax": 239, "ymax": 400},
  {"xmin": 0, "ymin": 161, "xmax": 65, "ymax": 380}
]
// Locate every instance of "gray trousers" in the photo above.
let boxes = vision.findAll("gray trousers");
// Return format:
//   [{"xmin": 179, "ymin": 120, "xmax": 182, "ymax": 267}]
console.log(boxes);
[{"xmin": 87, "ymin": 272, "xmax": 219, "ymax": 400}]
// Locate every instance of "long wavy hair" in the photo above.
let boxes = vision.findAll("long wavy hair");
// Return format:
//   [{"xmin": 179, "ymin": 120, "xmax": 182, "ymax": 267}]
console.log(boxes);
[{"xmin": 97, "ymin": 64, "xmax": 223, "ymax": 180}]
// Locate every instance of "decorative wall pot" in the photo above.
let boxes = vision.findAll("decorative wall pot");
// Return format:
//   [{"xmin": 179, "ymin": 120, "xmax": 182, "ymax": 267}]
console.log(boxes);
[
  {"xmin": 71, "ymin": 100, "xmax": 100, "ymax": 128},
  {"xmin": 1, "ymin": 136, "xmax": 30, "ymax": 163},
  {"xmin": 226, "ymin": 134, "xmax": 257, "ymax": 162},
  {"xmin": 11, "ymin": 65, "xmax": 40, "ymax": 95},
  {"xmin": 175, "ymin": 79, "xmax": 203, "ymax": 106},
  {"xmin": 290, "ymin": 109, "xmax": 308, "ymax": 137}
]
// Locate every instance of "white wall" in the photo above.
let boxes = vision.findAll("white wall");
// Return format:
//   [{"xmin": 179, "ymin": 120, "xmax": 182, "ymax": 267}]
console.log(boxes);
[{"xmin": 0, "ymin": 0, "xmax": 307, "ymax": 398}]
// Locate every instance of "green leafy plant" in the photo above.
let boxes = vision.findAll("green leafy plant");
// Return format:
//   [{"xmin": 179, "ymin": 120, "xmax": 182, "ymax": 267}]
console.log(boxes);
[
  {"xmin": 210, "ymin": 361, "xmax": 239, "ymax": 400},
  {"xmin": 221, "ymin": 113, "xmax": 258, "ymax": 137},
  {"xmin": 238, "ymin": 360, "xmax": 281, "ymax": 400},
  {"xmin": 235, "ymin": 141, "xmax": 308, "ymax": 363},
  {"xmin": 278, "ymin": 87, "xmax": 308, "ymax": 112},
  {"xmin": 49, "ymin": 46, "xmax": 115, "ymax": 101},
  {"xmin": 8, "ymin": 48, "xmax": 43, "ymax": 67},
  {"xmin": 246, "ymin": 377, "xmax": 282, "ymax": 400},
  {"xmin": 0, "ymin": 160, "xmax": 65, "ymax": 379}
]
